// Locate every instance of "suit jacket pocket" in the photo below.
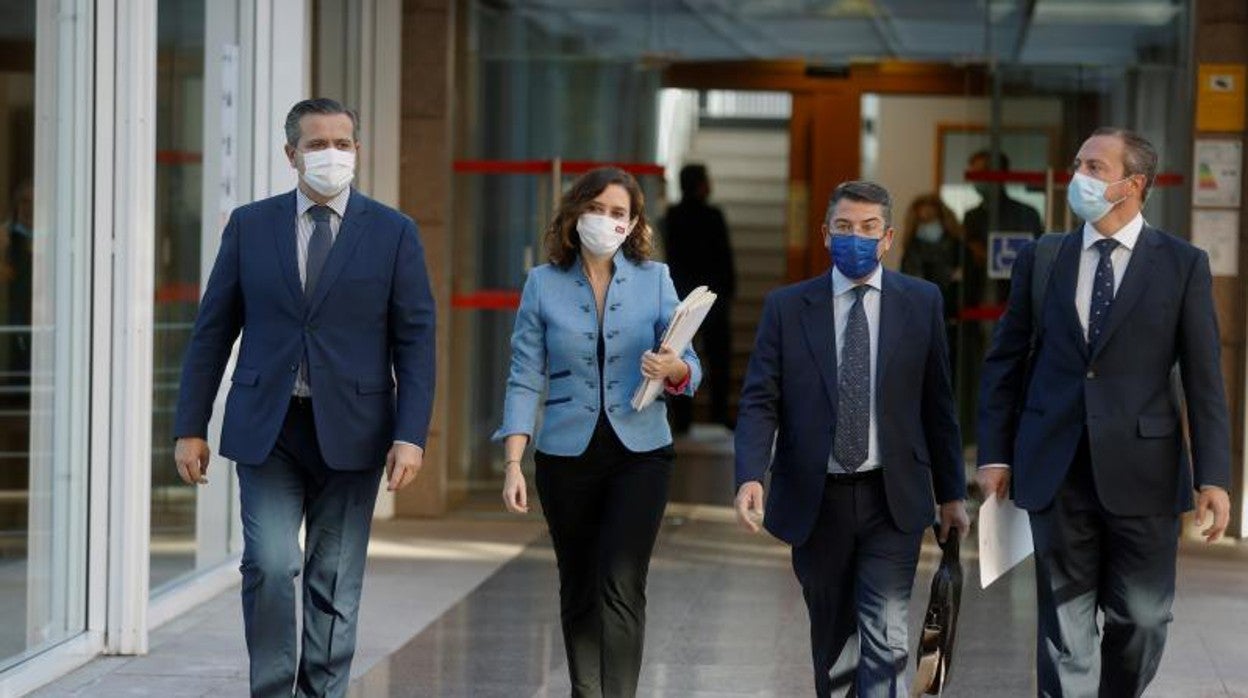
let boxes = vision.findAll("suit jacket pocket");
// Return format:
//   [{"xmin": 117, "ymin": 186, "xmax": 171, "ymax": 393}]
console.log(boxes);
[
  {"xmin": 357, "ymin": 377, "xmax": 395, "ymax": 395},
  {"xmin": 231, "ymin": 367, "xmax": 260, "ymax": 386},
  {"xmin": 544, "ymin": 396, "xmax": 571, "ymax": 407},
  {"xmin": 913, "ymin": 446, "xmax": 931, "ymax": 466},
  {"xmin": 1137, "ymin": 414, "xmax": 1178, "ymax": 438}
]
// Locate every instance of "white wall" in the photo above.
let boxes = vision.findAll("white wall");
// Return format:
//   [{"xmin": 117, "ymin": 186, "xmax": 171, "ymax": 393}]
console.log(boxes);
[{"xmin": 866, "ymin": 95, "xmax": 1063, "ymax": 263}]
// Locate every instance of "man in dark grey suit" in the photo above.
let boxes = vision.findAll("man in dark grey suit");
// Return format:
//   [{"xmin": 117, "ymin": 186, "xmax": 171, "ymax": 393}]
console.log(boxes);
[
  {"xmin": 735, "ymin": 181, "xmax": 969, "ymax": 697},
  {"xmin": 978, "ymin": 128, "xmax": 1232, "ymax": 697}
]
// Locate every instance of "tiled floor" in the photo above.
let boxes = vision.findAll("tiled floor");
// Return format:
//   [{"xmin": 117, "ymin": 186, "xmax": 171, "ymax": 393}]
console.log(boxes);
[
  {"xmin": 26, "ymin": 429, "xmax": 1248, "ymax": 697},
  {"xmin": 347, "ymin": 507, "xmax": 1248, "ymax": 698}
]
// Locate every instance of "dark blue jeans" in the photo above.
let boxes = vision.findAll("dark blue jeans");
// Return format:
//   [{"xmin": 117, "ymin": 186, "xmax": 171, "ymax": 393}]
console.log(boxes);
[{"xmin": 236, "ymin": 398, "xmax": 383, "ymax": 698}]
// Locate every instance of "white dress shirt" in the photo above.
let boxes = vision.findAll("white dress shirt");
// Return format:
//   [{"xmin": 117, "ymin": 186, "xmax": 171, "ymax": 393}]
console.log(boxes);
[
  {"xmin": 828, "ymin": 264, "xmax": 883, "ymax": 474},
  {"xmin": 1075, "ymin": 212, "xmax": 1142, "ymax": 339},
  {"xmin": 293, "ymin": 187, "xmax": 349, "ymax": 397},
  {"xmin": 980, "ymin": 212, "xmax": 1144, "ymax": 471}
]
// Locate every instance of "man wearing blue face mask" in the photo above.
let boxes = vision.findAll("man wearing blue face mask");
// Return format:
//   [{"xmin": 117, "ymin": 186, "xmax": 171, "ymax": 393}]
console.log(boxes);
[
  {"xmin": 734, "ymin": 181, "xmax": 969, "ymax": 697},
  {"xmin": 978, "ymin": 128, "xmax": 1231, "ymax": 697}
]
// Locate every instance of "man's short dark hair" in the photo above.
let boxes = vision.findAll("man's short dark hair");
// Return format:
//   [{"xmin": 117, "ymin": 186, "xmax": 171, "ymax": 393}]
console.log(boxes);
[
  {"xmin": 969, "ymin": 149, "xmax": 1011, "ymax": 171},
  {"xmin": 826, "ymin": 180, "xmax": 892, "ymax": 227},
  {"xmin": 284, "ymin": 98, "xmax": 360, "ymax": 148},
  {"xmin": 679, "ymin": 164, "xmax": 708, "ymax": 197},
  {"xmin": 1091, "ymin": 127, "xmax": 1159, "ymax": 199}
]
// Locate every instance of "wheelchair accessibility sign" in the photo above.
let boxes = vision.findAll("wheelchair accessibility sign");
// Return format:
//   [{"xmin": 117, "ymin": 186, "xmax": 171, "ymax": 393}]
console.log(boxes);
[{"xmin": 988, "ymin": 232, "xmax": 1036, "ymax": 280}]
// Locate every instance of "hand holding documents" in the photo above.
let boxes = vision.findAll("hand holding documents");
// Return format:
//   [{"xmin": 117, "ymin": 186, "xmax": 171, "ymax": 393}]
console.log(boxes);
[
  {"xmin": 631, "ymin": 286, "xmax": 717, "ymax": 411},
  {"xmin": 977, "ymin": 493, "xmax": 1033, "ymax": 588}
]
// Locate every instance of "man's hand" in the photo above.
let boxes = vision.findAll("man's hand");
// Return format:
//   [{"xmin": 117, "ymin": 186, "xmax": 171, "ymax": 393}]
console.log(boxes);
[
  {"xmin": 502, "ymin": 463, "xmax": 528, "ymax": 514},
  {"xmin": 976, "ymin": 467, "xmax": 1011, "ymax": 502},
  {"xmin": 734, "ymin": 482, "xmax": 765, "ymax": 533},
  {"xmin": 174, "ymin": 437, "xmax": 211, "ymax": 486},
  {"xmin": 1195, "ymin": 486, "xmax": 1231, "ymax": 543},
  {"xmin": 938, "ymin": 500, "xmax": 971, "ymax": 543},
  {"xmin": 386, "ymin": 442, "xmax": 424, "ymax": 491}
]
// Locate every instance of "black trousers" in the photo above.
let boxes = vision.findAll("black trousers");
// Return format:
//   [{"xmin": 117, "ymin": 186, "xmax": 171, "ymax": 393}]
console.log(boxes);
[
  {"xmin": 791, "ymin": 471, "xmax": 924, "ymax": 698},
  {"xmin": 535, "ymin": 417, "xmax": 674, "ymax": 698},
  {"xmin": 1029, "ymin": 433, "xmax": 1180, "ymax": 698}
]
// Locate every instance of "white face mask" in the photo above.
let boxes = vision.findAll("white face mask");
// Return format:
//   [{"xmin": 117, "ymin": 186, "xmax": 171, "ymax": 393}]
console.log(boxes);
[
  {"xmin": 1066, "ymin": 171, "xmax": 1127, "ymax": 223},
  {"xmin": 577, "ymin": 213, "xmax": 631, "ymax": 258},
  {"xmin": 299, "ymin": 148, "xmax": 356, "ymax": 197}
]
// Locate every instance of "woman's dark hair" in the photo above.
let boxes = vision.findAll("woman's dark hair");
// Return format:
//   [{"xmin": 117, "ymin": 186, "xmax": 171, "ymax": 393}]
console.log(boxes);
[{"xmin": 544, "ymin": 167, "xmax": 653, "ymax": 268}]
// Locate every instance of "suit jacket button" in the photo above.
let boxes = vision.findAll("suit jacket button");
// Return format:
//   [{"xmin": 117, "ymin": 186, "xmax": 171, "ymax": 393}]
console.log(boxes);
[
  {"xmin": 290, "ymin": 364, "xmax": 298, "ymax": 372},
  {"xmin": 1086, "ymin": 370, "xmax": 1096, "ymax": 379}
]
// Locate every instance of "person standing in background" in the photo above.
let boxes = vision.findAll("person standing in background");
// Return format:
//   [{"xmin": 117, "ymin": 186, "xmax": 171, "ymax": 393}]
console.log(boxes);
[
  {"xmin": 662, "ymin": 164, "xmax": 736, "ymax": 432},
  {"xmin": 899, "ymin": 193, "xmax": 965, "ymax": 377}
]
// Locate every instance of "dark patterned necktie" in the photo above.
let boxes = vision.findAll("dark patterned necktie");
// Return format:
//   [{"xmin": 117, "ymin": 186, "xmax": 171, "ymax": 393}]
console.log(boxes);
[
  {"xmin": 306, "ymin": 205, "xmax": 333, "ymax": 298},
  {"xmin": 834, "ymin": 285, "xmax": 870, "ymax": 472},
  {"xmin": 1087, "ymin": 238, "xmax": 1119, "ymax": 349}
]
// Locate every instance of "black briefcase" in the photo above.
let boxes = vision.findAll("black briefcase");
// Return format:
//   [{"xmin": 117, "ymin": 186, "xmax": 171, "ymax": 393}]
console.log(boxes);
[{"xmin": 913, "ymin": 525, "xmax": 963, "ymax": 695}]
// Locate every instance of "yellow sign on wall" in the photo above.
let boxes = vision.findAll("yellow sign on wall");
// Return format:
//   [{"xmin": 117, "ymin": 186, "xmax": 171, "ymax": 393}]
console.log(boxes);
[{"xmin": 1197, "ymin": 63, "xmax": 1246, "ymax": 133}]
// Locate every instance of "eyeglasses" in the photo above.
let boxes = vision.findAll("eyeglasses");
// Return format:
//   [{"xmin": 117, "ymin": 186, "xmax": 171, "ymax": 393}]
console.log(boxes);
[{"xmin": 829, "ymin": 219, "xmax": 886, "ymax": 237}]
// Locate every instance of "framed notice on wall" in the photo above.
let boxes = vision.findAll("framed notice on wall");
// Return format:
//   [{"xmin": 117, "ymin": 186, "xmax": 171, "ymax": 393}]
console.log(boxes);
[
  {"xmin": 1192, "ymin": 210, "xmax": 1240, "ymax": 278},
  {"xmin": 1192, "ymin": 139, "xmax": 1242, "ymax": 208}
]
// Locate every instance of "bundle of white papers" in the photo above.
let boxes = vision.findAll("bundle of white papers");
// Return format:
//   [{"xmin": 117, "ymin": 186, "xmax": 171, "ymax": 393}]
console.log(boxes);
[
  {"xmin": 631, "ymin": 286, "xmax": 717, "ymax": 411},
  {"xmin": 977, "ymin": 493, "xmax": 1033, "ymax": 588}
]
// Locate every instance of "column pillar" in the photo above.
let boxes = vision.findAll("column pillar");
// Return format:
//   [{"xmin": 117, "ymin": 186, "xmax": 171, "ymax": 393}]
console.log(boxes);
[
  {"xmin": 1193, "ymin": 0, "xmax": 1248, "ymax": 537},
  {"xmin": 396, "ymin": 0, "xmax": 454, "ymax": 516}
]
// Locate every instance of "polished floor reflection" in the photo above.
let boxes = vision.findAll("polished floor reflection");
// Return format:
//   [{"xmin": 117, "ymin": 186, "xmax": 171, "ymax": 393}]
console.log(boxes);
[
  {"xmin": 347, "ymin": 505, "xmax": 1248, "ymax": 697},
  {"xmin": 31, "ymin": 481, "xmax": 1248, "ymax": 697}
]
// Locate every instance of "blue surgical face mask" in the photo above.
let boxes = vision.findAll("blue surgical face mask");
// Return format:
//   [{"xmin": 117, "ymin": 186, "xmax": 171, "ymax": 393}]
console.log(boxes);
[
  {"xmin": 1067, "ymin": 172, "xmax": 1127, "ymax": 223},
  {"xmin": 915, "ymin": 222, "xmax": 944, "ymax": 243},
  {"xmin": 828, "ymin": 234, "xmax": 882, "ymax": 280}
]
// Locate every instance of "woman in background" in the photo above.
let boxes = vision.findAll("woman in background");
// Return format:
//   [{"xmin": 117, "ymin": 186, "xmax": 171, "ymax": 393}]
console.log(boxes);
[
  {"xmin": 900, "ymin": 193, "xmax": 965, "ymax": 376},
  {"xmin": 495, "ymin": 167, "xmax": 701, "ymax": 697}
]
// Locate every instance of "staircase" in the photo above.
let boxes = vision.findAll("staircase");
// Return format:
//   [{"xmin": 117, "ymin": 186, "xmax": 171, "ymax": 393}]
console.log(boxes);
[{"xmin": 680, "ymin": 124, "xmax": 790, "ymax": 423}]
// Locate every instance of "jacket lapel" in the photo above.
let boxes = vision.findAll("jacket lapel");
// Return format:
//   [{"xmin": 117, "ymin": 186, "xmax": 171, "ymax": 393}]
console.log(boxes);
[
  {"xmin": 875, "ymin": 271, "xmax": 910, "ymax": 393},
  {"xmin": 1049, "ymin": 231, "xmax": 1088, "ymax": 360},
  {"xmin": 273, "ymin": 191, "xmax": 304, "ymax": 308},
  {"xmin": 307, "ymin": 189, "xmax": 369, "ymax": 315},
  {"xmin": 799, "ymin": 273, "xmax": 838, "ymax": 413},
  {"xmin": 1090, "ymin": 225, "xmax": 1159, "ymax": 360}
]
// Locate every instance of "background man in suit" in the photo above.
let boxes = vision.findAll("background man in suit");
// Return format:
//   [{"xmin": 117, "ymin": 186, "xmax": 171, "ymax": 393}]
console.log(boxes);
[
  {"xmin": 662, "ymin": 164, "xmax": 737, "ymax": 432},
  {"xmin": 172, "ymin": 98, "xmax": 436, "ymax": 698},
  {"xmin": 734, "ymin": 181, "xmax": 969, "ymax": 697},
  {"xmin": 978, "ymin": 128, "xmax": 1231, "ymax": 697}
]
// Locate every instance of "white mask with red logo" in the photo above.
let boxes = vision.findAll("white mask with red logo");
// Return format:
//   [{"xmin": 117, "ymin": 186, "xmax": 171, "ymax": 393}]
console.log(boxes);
[{"xmin": 576, "ymin": 214, "xmax": 631, "ymax": 258}]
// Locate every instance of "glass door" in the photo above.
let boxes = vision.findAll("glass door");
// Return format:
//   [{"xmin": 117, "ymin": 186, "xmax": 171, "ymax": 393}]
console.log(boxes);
[{"xmin": 0, "ymin": 0, "xmax": 93, "ymax": 670}]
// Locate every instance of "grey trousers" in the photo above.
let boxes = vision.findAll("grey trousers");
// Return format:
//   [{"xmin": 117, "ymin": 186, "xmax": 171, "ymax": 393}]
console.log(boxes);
[
  {"xmin": 1029, "ymin": 437, "xmax": 1180, "ymax": 698},
  {"xmin": 236, "ymin": 399, "xmax": 384, "ymax": 698},
  {"xmin": 791, "ymin": 471, "xmax": 924, "ymax": 698}
]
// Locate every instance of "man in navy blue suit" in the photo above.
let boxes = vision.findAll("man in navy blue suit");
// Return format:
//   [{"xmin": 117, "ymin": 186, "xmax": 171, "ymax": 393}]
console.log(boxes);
[
  {"xmin": 172, "ymin": 98, "xmax": 435, "ymax": 698},
  {"xmin": 978, "ymin": 128, "xmax": 1231, "ymax": 697},
  {"xmin": 734, "ymin": 181, "xmax": 969, "ymax": 697}
]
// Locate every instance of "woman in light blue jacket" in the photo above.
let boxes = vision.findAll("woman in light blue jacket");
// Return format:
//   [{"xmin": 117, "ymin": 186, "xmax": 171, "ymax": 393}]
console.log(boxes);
[{"xmin": 495, "ymin": 167, "xmax": 700, "ymax": 697}]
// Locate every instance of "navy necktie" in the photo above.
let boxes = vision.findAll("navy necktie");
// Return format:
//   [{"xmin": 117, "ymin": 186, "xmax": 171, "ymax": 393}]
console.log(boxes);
[
  {"xmin": 834, "ymin": 285, "xmax": 870, "ymax": 472},
  {"xmin": 306, "ymin": 205, "xmax": 333, "ymax": 298},
  {"xmin": 1087, "ymin": 238, "xmax": 1119, "ymax": 349}
]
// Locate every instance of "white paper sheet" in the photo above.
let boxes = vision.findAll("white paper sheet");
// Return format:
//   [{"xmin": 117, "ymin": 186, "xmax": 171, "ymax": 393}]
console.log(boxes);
[
  {"xmin": 631, "ymin": 286, "xmax": 717, "ymax": 411},
  {"xmin": 977, "ymin": 493, "xmax": 1034, "ymax": 588}
]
